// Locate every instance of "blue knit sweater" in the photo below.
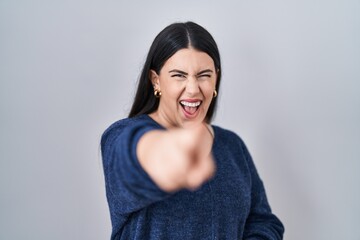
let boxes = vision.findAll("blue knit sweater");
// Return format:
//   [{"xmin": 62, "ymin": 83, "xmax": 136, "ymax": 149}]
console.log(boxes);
[{"xmin": 101, "ymin": 115, "xmax": 284, "ymax": 239}]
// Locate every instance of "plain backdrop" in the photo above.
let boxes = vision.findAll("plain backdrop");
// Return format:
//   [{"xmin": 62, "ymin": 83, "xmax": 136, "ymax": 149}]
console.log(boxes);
[{"xmin": 1, "ymin": 0, "xmax": 359, "ymax": 239}]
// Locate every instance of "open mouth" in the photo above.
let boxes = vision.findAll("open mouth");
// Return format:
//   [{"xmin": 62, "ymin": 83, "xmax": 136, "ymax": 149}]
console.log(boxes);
[{"xmin": 180, "ymin": 100, "xmax": 202, "ymax": 116}]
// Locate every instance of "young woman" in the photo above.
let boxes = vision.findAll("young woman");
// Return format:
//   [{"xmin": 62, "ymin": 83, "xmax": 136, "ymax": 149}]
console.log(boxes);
[{"xmin": 101, "ymin": 21, "xmax": 284, "ymax": 240}]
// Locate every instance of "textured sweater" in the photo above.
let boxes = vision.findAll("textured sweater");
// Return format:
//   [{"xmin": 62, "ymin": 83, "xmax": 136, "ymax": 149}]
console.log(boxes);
[{"xmin": 101, "ymin": 115, "xmax": 284, "ymax": 239}]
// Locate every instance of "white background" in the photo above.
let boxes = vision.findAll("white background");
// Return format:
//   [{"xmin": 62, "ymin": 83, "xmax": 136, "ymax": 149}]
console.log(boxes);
[{"xmin": 1, "ymin": 0, "xmax": 359, "ymax": 239}]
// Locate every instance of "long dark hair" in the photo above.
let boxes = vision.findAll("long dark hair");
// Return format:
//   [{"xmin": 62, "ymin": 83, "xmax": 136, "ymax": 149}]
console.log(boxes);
[{"xmin": 128, "ymin": 21, "xmax": 222, "ymax": 123}]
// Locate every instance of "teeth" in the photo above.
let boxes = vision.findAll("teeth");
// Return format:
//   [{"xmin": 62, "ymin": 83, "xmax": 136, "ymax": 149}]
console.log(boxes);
[{"xmin": 180, "ymin": 101, "xmax": 201, "ymax": 107}]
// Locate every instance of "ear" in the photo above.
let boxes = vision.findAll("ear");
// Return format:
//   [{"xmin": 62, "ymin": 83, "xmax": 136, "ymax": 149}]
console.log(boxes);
[{"xmin": 149, "ymin": 70, "xmax": 160, "ymax": 90}]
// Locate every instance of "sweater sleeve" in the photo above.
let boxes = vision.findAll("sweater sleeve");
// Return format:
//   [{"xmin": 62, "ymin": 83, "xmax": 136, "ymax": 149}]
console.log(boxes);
[
  {"xmin": 101, "ymin": 119, "xmax": 170, "ymax": 215},
  {"xmin": 240, "ymin": 141, "xmax": 285, "ymax": 240}
]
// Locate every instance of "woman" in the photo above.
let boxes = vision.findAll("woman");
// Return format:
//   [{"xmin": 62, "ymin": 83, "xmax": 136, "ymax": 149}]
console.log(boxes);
[{"xmin": 101, "ymin": 22, "xmax": 284, "ymax": 239}]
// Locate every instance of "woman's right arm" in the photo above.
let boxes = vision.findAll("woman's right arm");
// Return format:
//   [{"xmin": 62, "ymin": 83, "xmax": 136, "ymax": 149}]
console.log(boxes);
[{"xmin": 101, "ymin": 121, "xmax": 214, "ymax": 214}]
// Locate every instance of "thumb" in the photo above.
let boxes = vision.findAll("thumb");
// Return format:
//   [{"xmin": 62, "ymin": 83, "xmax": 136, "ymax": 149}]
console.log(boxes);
[{"xmin": 185, "ymin": 153, "xmax": 216, "ymax": 190}]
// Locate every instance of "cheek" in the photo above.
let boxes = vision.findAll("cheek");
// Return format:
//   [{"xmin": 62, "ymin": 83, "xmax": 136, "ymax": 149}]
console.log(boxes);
[
  {"xmin": 160, "ymin": 82, "xmax": 183, "ymax": 106},
  {"xmin": 201, "ymin": 82, "xmax": 216, "ymax": 98},
  {"xmin": 161, "ymin": 79, "xmax": 183, "ymax": 94}
]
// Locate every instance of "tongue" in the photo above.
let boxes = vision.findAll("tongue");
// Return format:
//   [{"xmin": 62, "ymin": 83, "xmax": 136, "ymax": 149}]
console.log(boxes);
[{"xmin": 184, "ymin": 106, "xmax": 197, "ymax": 114}]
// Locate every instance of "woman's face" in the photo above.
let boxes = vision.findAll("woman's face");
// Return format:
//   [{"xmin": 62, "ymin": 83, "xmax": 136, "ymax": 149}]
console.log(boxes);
[{"xmin": 150, "ymin": 48, "xmax": 217, "ymax": 128}]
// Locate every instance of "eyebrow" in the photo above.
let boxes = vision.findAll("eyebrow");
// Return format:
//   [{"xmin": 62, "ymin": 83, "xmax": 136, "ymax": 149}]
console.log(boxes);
[
  {"xmin": 197, "ymin": 69, "xmax": 214, "ymax": 75},
  {"xmin": 168, "ymin": 69, "xmax": 214, "ymax": 75},
  {"xmin": 169, "ymin": 69, "xmax": 188, "ymax": 75}
]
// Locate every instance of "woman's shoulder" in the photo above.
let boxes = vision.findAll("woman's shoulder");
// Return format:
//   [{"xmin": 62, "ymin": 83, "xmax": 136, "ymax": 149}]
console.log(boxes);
[
  {"xmin": 212, "ymin": 125, "xmax": 244, "ymax": 144},
  {"xmin": 211, "ymin": 125, "xmax": 252, "ymax": 155},
  {"xmin": 211, "ymin": 125, "xmax": 253, "ymax": 165},
  {"xmin": 101, "ymin": 115, "xmax": 159, "ymax": 148},
  {"xmin": 104, "ymin": 114, "xmax": 148, "ymax": 131}
]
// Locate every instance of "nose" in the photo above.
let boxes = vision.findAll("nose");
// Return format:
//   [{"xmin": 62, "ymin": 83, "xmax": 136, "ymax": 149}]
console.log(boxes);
[{"xmin": 185, "ymin": 77, "xmax": 200, "ymax": 96}]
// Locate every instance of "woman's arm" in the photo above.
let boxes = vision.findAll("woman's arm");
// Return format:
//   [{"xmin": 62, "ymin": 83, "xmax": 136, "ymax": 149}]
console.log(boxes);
[{"xmin": 101, "ymin": 120, "xmax": 214, "ymax": 214}]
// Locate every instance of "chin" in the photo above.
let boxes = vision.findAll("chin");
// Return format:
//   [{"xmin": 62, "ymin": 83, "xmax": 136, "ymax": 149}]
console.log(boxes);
[{"xmin": 181, "ymin": 116, "xmax": 205, "ymax": 128}]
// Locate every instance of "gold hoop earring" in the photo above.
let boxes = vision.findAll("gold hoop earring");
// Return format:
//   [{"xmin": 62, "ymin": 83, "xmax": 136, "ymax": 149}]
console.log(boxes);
[
  {"xmin": 213, "ymin": 89, "xmax": 217, "ymax": 98},
  {"xmin": 154, "ymin": 89, "xmax": 162, "ymax": 98}
]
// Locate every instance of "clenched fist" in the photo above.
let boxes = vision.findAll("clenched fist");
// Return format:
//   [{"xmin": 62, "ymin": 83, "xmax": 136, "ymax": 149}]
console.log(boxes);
[{"xmin": 137, "ymin": 123, "xmax": 215, "ymax": 192}]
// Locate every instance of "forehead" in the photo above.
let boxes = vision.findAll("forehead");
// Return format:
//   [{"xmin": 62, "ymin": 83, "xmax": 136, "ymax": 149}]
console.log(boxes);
[{"xmin": 161, "ymin": 48, "xmax": 215, "ymax": 72}]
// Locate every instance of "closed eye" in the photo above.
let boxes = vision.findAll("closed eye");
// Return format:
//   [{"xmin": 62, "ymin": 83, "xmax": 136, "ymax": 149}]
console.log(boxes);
[
  {"xmin": 171, "ymin": 74, "xmax": 187, "ymax": 78},
  {"xmin": 169, "ymin": 69, "xmax": 188, "ymax": 79},
  {"xmin": 171, "ymin": 74, "xmax": 185, "ymax": 77},
  {"xmin": 197, "ymin": 69, "xmax": 214, "ymax": 79},
  {"xmin": 198, "ymin": 74, "xmax": 211, "ymax": 78}
]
